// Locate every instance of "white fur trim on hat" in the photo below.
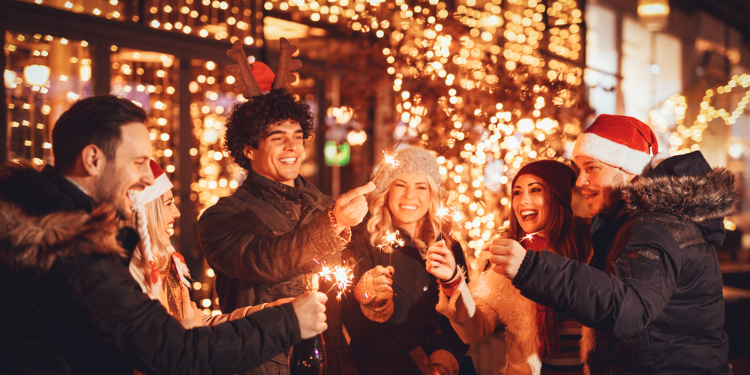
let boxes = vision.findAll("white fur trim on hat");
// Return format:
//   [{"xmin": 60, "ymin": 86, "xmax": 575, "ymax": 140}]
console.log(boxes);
[
  {"xmin": 139, "ymin": 173, "xmax": 173, "ymax": 205},
  {"xmin": 573, "ymin": 132, "xmax": 653, "ymax": 175}
]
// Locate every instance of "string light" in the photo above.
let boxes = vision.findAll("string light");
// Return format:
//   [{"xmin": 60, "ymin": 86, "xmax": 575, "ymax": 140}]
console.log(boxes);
[{"xmin": 649, "ymin": 74, "xmax": 750, "ymax": 155}]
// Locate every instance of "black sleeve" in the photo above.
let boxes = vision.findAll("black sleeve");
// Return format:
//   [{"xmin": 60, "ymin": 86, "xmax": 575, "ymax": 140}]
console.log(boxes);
[
  {"xmin": 518, "ymin": 221, "xmax": 679, "ymax": 339},
  {"xmin": 57, "ymin": 256, "xmax": 301, "ymax": 375}
]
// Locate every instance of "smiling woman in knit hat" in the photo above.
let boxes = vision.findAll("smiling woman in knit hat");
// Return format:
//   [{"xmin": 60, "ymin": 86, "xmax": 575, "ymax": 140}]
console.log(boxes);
[
  {"xmin": 427, "ymin": 159, "xmax": 595, "ymax": 375},
  {"xmin": 129, "ymin": 160, "xmax": 293, "ymax": 331},
  {"xmin": 341, "ymin": 147, "xmax": 469, "ymax": 375}
]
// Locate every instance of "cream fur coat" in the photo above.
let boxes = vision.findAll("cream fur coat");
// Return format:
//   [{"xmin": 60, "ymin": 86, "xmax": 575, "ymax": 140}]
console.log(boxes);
[{"xmin": 436, "ymin": 253, "xmax": 595, "ymax": 375}]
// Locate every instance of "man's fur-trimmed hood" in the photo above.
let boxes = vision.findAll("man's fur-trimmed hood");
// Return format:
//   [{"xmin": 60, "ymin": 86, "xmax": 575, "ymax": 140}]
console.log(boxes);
[
  {"xmin": 623, "ymin": 167, "xmax": 737, "ymax": 224},
  {"xmin": 0, "ymin": 162, "xmax": 128, "ymax": 272},
  {"xmin": 0, "ymin": 201, "xmax": 127, "ymax": 272}
]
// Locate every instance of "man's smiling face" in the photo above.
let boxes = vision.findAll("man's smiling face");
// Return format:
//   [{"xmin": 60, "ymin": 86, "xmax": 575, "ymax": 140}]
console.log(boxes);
[
  {"xmin": 574, "ymin": 155, "xmax": 633, "ymax": 217},
  {"xmin": 244, "ymin": 120, "xmax": 304, "ymax": 187}
]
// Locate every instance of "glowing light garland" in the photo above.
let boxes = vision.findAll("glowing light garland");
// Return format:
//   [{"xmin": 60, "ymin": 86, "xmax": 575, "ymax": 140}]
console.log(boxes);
[{"xmin": 648, "ymin": 74, "xmax": 750, "ymax": 155}]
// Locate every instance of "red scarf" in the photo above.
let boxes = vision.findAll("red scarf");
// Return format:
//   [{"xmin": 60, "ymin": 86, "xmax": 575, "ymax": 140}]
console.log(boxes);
[{"xmin": 521, "ymin": 234, "xmax": 557, "ymax": 358}]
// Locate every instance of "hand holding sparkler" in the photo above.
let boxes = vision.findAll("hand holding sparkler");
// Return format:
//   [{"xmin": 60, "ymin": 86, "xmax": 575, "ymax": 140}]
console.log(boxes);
[
  {"xmin": 485, "ymin": 238, "xmax": 526, "ymax": 280},
  {"xmin": 354, "ymin": 265, "xmax": 394, "ymax": 304},
  {"xmin": 332, "ymin": 182, "xmax": 376, "ymax": 230},
  {"xmin": 425, "ymin": 240, "xmax": 456, "ymax": 281}
]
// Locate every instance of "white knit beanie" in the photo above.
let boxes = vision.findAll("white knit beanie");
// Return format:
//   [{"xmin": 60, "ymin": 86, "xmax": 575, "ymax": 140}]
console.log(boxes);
[{"xmin": 370, "ymin": 147, "xmax": 442, "ymax": 197}]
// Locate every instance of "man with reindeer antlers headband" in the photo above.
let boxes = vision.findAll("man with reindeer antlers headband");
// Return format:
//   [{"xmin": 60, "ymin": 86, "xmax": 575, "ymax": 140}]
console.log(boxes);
[{"xmin": 198, "ymin": 38, "xmax": 375, "ymax": 375}]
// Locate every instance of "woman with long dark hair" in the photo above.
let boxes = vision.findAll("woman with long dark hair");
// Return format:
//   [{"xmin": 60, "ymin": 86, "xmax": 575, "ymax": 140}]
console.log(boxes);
[{"xmin": 427, "ymin": 160, "xmax": 593, "ymax": 375}]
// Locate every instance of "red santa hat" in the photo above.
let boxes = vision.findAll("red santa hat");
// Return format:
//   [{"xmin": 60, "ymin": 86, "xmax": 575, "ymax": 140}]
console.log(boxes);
[
  {"xmin": 139, "ymin": 159, "xmax": 173, "ymax": 205},
  {"xmin": 573, "ymin": 114, "xmax": 670, "ymax": 175}
]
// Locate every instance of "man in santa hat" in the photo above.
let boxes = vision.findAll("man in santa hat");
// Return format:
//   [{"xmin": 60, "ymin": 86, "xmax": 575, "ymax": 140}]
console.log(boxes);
[{"xmin": 488, "ymin": 114, "xmax": 734, "ymax": 373}]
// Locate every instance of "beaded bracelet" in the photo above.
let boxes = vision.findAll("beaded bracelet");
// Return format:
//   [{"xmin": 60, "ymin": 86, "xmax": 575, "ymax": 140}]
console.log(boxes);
[{"xmin": 328, "ymin": 206, "xmax": 352, "ymax": 244}]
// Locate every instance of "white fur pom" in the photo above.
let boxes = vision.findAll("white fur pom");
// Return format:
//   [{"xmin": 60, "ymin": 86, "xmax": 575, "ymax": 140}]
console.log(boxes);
[{"xmin": 527, "ymin": 353, "xmax": 541, "ymax": 375}]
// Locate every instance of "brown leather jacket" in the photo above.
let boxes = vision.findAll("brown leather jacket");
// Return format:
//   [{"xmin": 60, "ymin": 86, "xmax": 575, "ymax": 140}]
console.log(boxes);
[{"xmin": 198, "ymin": 171, "xmax": 347, "ymax": 374}]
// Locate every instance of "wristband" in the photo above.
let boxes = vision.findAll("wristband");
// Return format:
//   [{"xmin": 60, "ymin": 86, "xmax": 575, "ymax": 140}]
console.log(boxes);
[
  {"xmin": 439, "ymin": 265, "xmax": 459, "ymax": 284},
  {"xmin": 438, "ymin": 274, "xmax": 462, "ymax": 290}
]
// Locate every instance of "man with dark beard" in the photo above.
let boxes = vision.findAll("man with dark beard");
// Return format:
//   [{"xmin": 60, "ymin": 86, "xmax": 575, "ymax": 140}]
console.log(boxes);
[
  {"xmin": 0, "ymin": 95, "xmax": 328, "ymax": 375},
  {"xmin": 486, "ymin": 115, "xmax": 734, "ymax": 374}
]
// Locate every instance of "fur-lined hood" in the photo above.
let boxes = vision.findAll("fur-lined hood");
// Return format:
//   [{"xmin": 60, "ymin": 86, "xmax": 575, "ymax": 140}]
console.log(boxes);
[
  {"xmin": 622, "ymin": 151, "xmax": 737, "ymax": 224},
  {"xmin": 0, "ymin": 201, "xmax": 127, "ymax": 272},
  {"xmin": 0, "ymin": 163, "xmax": 128, "ymax": 272}
]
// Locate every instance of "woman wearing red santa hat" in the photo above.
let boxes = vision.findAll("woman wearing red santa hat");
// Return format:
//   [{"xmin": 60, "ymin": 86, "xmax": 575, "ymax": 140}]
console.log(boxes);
[
  {"xmin": 128, "ymin": 159, "xmax": 292, "ymax": 329},
  {"xmin": 427, "ymin": 160, "xmax": 595, "ymax": 375}
]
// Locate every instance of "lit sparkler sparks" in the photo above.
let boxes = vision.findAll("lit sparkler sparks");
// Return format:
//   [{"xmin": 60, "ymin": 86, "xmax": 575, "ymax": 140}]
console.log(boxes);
[
  {"xmin": 379, "ymin": 229, "xmax": 405, "ymax": 250},
  {"xmin": 435, "ymin": 203, "xmax": 464, "ymax": 225},
  {"xmin": 371, "ymin": 139, "xmax": 403, "ymax": 182},
  {"xmin": 317, "ymin": 263, "xmax": 354, "ymax": 301},
  {"xmin": 519, "ymin": 231, "xmax": 541, "ymax": 244},
  {"xmin": 372, "ymin": 150, "xmax": 401, "ymax": 182},
  {"xmin": 382, "ymin": 150, "xmax": 400, "ymax": 168}
]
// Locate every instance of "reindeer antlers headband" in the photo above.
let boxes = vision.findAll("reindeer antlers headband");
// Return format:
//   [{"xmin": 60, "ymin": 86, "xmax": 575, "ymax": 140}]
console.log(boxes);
[{"xmin": 226, "ymin": 37, "xmax": 303, "ymax": 98}]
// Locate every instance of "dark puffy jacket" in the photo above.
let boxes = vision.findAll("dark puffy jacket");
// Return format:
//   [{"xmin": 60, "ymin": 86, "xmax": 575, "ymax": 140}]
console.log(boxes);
[
  {"xmin": 0, "ymin": 164, "xmax": 301, "ymax": 375},
  {"xmin": 198, "ymin": 171, "xmax": 346, "ymax": 374},
  {"xmin": 342, "ymin": 225, "xmax": 469, "ymax": 375},
  {"xmin": 516, "ymin": 152, "xmax": 734, "ymax": 374}
]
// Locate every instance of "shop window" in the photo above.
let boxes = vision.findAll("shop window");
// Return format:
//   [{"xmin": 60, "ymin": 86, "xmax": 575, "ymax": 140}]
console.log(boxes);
[
  {"xmin": 584, "ymin": 4, "xmax": 618, "ymax": 119},
  {"xmin": 621, "ymin": 17, "xmax": 682, "ymax": 122},
  {"xmin": 4, "ymin": 31, "xmax": 92, "ymax": 164}
]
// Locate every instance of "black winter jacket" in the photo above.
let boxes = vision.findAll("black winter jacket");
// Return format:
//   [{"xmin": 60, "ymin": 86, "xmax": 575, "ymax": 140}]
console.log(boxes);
[
  {"xmin": 0, "ymin": 164, "xmax": 301, "ymax": 375},
  {"xmin": 515, "ymin": 152, "xmax": 734, "ymax": 374},
  {"xmin": 342, "ymin": 225, "xmax": 470, "ymax": 375}
]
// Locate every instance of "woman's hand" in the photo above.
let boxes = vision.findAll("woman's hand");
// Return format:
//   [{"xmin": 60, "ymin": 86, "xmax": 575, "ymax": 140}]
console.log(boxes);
[
  {"xmin": 354, "ymin": 265, "xmax": 394, "ymax": 305},
  {"xmin": 180, "ymin": 286, "xmax": 206, "ymax": 329},
  {"xmin": 426, "ymin": 240, "xmax": 456, "ymax": 281}
]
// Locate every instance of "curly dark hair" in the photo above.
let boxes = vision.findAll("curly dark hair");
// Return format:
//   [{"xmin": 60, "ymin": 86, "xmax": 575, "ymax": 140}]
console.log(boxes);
[{"xmin": 224, "ymin": 89, "xmax": 314, "ymax": 172}]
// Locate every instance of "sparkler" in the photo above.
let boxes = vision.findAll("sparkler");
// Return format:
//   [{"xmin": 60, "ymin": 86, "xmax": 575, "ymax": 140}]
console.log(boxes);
[
  {"xmin": 371, "ymin": 139, "xmax": 403, "ymax": 182},
  {"xmin": 316, "ymin": 262, "xmax": 354, "ymax": 301},
  {"xmin": 378, "ymin": 229, "xmax": 405, "ymax": 251},
  {"xmin": 519, "ymin": 231, "xmax": 541, "ymax": 244},
  {"xmin": 435, "ymin": 203, "xmax": 464, "ymax": 226}
]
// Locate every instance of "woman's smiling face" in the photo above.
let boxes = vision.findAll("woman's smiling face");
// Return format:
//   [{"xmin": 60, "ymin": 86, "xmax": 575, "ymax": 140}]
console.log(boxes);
[
  {"xmin": 512, "ymin": 174, "xmax": 550, "ymax": 236},
  {"xmin": 388, "ymin": 173, "xmax": 431, "ymax": 227},
  {"xmin": 162, "ymin": 189, "xmax": 180, "ymax": 236}
]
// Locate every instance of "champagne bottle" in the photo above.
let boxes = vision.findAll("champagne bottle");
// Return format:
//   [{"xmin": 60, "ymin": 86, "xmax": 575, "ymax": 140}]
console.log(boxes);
[
  {"xmin": 290, "ymin": 333, "xmax": 326, "ymax": 375},
  {"xmin": 291, "ymin": 272, "xmax": 326, "ymax": 375}
]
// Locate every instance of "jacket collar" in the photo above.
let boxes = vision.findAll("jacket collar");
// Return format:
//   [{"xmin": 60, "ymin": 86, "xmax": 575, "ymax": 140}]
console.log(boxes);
[
  {"xmin": 242, "ymin": 171, "xmax": 334, "ymax": 209},
  {"xmin": 244, "ymin": 171, "xmax": 303, "ymax": 203},
  {"xmin": 40, "ymin": 165, "xmax": 97, "ymax": 213}
]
